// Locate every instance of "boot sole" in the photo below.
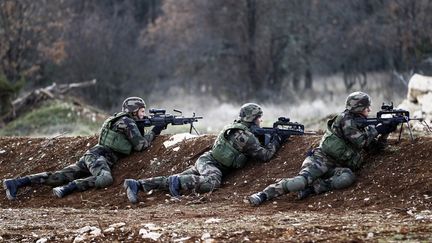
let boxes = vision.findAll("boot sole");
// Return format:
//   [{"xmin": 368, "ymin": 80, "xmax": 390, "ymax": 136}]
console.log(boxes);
[
  {"xmin": 247, "ymin": 196, "xmax": 262, "ymax": 206},
  {"xmin": 3, "ymin": 180, "xmax": 16, "ymax": 200},
  {"xmin": 52, "ymin": 187, "xmax": 64, "ymax": 198},
  {"xmin": 123, "ymin": 180, "xmax": 138, "ymax": 204}
]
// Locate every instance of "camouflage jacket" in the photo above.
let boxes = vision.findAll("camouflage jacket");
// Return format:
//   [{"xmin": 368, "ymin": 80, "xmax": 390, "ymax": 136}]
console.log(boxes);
[
  {"xmin": 318, "ymin": 109, "xmax": 379, "ymax": 170},
  {"xmin": 111, "ymin": 115, "xmax": 155, "ymax": 151},
  {"xmin": 227, "ymin": 121, "xmax": 280, "ymax": 162},
  {"xmin": 88, "ymin": 115, "xmax": 155, "ymax": 162},
  {"xmin": 331, "ymin": 110, "xmax": 378, "ymax": 150}
]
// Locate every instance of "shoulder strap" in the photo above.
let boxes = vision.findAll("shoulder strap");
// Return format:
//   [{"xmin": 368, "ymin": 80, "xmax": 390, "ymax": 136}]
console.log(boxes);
[
  {"xmin": 104, "ymin": 112, "xmax": 131, "ymax": 128},
  {"xmin": 223, "ymin": 122, "xmax": 248, "ymax": 139}
]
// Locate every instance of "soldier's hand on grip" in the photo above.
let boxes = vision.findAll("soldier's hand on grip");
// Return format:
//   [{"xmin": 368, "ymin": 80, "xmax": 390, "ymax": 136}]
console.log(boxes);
[
  {"xmin": 270, "ymin": 133, "xmax": 282, "ymax": 145},
  {"xmin": 375, "ymin": 123, "xmax": 394, "ymax": 135},
  {"xmin": 151, "ymin": 125, "xmax": 166, "ymax": 135}
]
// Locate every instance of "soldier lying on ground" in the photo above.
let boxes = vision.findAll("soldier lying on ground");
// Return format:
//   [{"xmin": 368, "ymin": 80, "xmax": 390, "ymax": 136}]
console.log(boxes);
[
  {"xmin": 3, "ymin": 97, "xmax": 166, "ymax": 200},
  {"xmin": 124, "ymin": 103, "xmax": 289, "ymax": 203},
  {"xmin": 248, "ymin": 91, "xmax": 398, "ymax": 206}
]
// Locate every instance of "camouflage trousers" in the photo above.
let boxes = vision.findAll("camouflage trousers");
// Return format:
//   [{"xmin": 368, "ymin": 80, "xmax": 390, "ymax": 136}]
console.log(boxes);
[
  {"xmin": 26, "ymin": 153, "xmax": 115, "ymax": 191},
  {"xmin": 139, "ymin": 152, "xmax": 226, "ymax": 194},
  {"xmin": 262, "ymin": 148, "xmax": 356, "ymax": 200}
]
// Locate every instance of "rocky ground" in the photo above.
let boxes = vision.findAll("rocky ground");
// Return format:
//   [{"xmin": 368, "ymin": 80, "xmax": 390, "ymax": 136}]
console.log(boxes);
[{"xmin": 0, "ymin": 133, "xmax": 431, "ymax": 242}]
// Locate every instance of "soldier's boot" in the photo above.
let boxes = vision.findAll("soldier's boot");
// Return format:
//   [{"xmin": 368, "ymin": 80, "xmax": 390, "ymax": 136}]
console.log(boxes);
[
  {"xmin": 297, "ymin": 186, "xmax": 315, "ymax": 200},
  {"xmin": 52, "ymin": 182, "xmax": 77, "ymax": 198},
  {"xmin": 168, "ymin": 175, "xmax": 181, "ymax": 197},
  {"xmin": 3, "ymin": 177, "xmax": 31, "ymax": 200},
  {"xmin": 248, "ymin": 192, "xmax": 267, "ymax": 206},
  {"xmin": 123, "ymin": 179, "xmax": 142, "ymax": 204}
]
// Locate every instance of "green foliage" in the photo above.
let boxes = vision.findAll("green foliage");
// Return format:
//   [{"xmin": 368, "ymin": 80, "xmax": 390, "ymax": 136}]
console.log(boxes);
[
  {"xmin": 0, "ymin": 100, "xmax": 101, "ymax": 136},
  {"xmin": 0, "ymin": 72, "xmax": 25, "ymax": 118}
]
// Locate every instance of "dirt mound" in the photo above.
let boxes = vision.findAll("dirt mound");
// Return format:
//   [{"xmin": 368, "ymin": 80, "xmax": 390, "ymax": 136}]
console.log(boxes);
[
  {"xmin": 1, "ymin": 134, "xmax": 432, "ymax": 242},
  {"xmin": 1, "ymin": 134, "xmax": 431, "ymax": 211}
]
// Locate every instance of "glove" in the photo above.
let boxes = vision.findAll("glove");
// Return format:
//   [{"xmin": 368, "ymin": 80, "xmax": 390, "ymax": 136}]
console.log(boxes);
[
  {"xmin": 270, "ymin": 133, "xmax": 282, "ymax": 145},
  {"xmin": 151, "ymin": 125, "xmax": 166, "ymax": 135},
  {"xmin": 279, "ymin": 133, "xmax": 290, "ymax": 143},
  {"xmin": 375, "ymin": 123, "xmax": 394, "ymax": 135},
  {"xmin": 388, "ymin": 120, "xmax": 399, "ymax": 132}
]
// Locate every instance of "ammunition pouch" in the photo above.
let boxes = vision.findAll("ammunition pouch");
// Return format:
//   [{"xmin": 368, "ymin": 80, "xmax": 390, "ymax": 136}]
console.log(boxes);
[
  {"xmin": 98, "ymin": 112, "xmax": 133, "ymax": 155},
  {"xmin": 211, "ymin": 123, "xmax": 248, "ymax": 168},
  {"xmin": 320, "ymin": 117, "xmax": 362, "ymax": 170}
]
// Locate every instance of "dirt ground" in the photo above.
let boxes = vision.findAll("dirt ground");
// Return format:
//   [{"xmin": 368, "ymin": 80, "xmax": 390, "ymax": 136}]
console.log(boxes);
[{"xmin": 0, "ymin": 133, "xmax": 431, "ymax": 242}]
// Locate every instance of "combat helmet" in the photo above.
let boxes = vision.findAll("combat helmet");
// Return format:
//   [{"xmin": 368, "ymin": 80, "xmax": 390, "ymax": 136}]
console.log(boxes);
[
  {"xmin": 239, "ymin": 103, "xmax": 263, "ymax": 122},
  {"xmin": 122, "ymin": 97, "xmax": 146, "ymax": 113},
  {"xmin": 345, "ymin": 91, "xmax": 371, "ymax": 113}
]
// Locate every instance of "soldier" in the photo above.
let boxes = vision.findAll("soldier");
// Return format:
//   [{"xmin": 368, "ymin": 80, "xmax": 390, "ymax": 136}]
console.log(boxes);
[
  {"xmin": 123, "ymin": 103, "xmax": 288, "ymax": 204},
  {"xmin": 248, "ymin": 91, "xmax": 398, "ymax": 206},
  {"xmin": 3, "ymin": 97, "xmax": 166, "ymax": 200}
]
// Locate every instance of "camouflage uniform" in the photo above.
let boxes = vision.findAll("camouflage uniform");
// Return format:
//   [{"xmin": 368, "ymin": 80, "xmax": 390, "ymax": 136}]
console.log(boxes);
[
  {"xmin": 3, "ymin": 97, "xmax": 158, "ymax": 200},
  {"xmin": 249, "ymin": 92, "xmax": 381, "ymax": 205},
  {"xmin": 124, "ymin": 103, "xmax": 284, "ymax": 203},
  {"xmin": 27, "ymin": 115, "xmax": 155, "ymax": 191},
  {"xmin": 139, "ymin": 121, "xmax": 280, "ymax": 194}
]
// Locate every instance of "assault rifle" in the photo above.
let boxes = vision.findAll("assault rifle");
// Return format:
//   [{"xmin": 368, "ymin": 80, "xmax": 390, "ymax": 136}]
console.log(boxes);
[
  {"xmin": 136, "ymin": 108, "xmax": 203, "ymax": 135},
  {"xmin": 251, "ymin": 117, "xmax": 315, "ymax": 145},
  {"xmin": 355, "ymin": 102, "xmax": 429, "ymax": 142}
]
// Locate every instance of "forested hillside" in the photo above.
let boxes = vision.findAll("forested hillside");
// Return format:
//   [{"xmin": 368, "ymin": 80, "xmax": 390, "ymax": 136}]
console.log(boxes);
[{"xmin": 1, "ymin": 0, "xmax": 432, "ymax": 119}]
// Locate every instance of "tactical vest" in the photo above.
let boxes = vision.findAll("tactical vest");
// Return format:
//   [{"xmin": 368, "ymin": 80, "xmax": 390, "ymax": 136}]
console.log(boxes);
[
  {"xmin": 211, "ymin": 123, "xmax": 248, "ymax": 168},
  {"xmin": 98, "ymin": 112, "xmax": 133, "ymax": 155},
  {"xmin": 320, "ymin": 116, "xmax": 362, "ymax": 169}
]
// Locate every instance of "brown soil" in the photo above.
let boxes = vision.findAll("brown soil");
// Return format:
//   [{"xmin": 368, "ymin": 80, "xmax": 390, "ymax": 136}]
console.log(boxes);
[{"xmin": 0, "ymin": 134, "xmax": 431, "ymax": 242}]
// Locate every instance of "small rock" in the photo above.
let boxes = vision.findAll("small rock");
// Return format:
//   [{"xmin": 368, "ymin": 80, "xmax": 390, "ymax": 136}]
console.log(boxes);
[
  {"xmin": 109, "ymin": 222, "xmax": 126, "ymax": 228},
  {"xmin": 36, "ymin": 238, "xmax": 48, "ymax": 243},
  {"xmin": 201, "ymin": 232, "xmax": 211, "ymax": 240},
  {"xmin": 205, "ymin": 218, "xmax": 221, "ymax": 224},
  {"xmin": 173, "ymin": 236, "xmax": 191, "ymax": 242},
  {"xmin": 139, "ymin": 229, "xmax": 161, "ymax": 241}
]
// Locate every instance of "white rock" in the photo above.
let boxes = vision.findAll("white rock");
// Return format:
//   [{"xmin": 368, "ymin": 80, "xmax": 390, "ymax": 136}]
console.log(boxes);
[
  {"xmin": 139, "ymin": 229, "xmax": 162, "ymax": 241},
  {"xmin": 201, "ymin": 232, "xmax": 211, "ymax": 240},
  {"xmin": 408, "ymin": 74, "xmax": 432, "ymax": 101},
  {"xmin": 163, "ymin": 133, "xmax": 198, "ymax": 148},
  {"xmin": 108, "ymin": 222, "xmax": 126, "ymax": 228},
  {"xmin": 143, "ymin": 223, "xmax": 161, "ymax": 231},
  {"xmin": 103, "ymin": 227, "xmax": 115, "ymax": 233},
  {"xmin": 173, "ymin": 236, "xmax": 191, "ymax": 242},
  {"xmin": 418, "ymin": 93, "xmax": 432, "ymax": 113},
  {"xmin": 77, "ymin": 226, "xmax": 100, "ymax": 236},
  {"xmin": 77, "ymin": 226, "xmax": 92, "ymax": 234},
  {"xmin": 366, "ymin": 232, "xmax": 374, "ymax": 239},
  {"xmin": 36, "ymin": 238, "xmax": 48, "ymax": 243},
  {"xmin": 90, "ymin": 227, "xmax": 102, "ymax": 237},
  {"xmin": 73, "ymin": 235, "xmax": 85, "ymax": 243},
  {"xmin": 204, "ymin": 218, "xmax": 221, "ymax": 224}
]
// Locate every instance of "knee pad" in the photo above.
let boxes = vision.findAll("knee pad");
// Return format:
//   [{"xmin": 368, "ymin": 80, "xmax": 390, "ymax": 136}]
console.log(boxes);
[
  {"xmin": 331, "ymin": 169, "xmax": 355, "ymax": 189},
  {"xmin": 95, "ymin": 170, "xmax": 113, "ymax": 188},
  {"xmin": 282, "ymin": 176, "xmax": 307, "ymax": 192},
  {"xmin": 197, "ymin": 177, "xmax": 221, "ymax": 193}
]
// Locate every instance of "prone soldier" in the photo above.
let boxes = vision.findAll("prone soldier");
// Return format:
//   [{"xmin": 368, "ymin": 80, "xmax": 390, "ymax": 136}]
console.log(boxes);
[
  {"xmin": 124, "ymin": 103, "xmax": 288, "ymax": 203},
  {"xmin": 248, "ymin": 91, "xmax": 398, "ymax": 206},
  {"xmin": 3, "ymin": 97, "xmax": 166, "ymax": 199}
]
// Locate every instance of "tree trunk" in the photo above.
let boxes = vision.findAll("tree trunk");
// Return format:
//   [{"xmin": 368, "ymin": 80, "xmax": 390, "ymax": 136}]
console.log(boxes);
[{"xmin": 246, "ymin": 0, "xmax": 258, "ymax": 96}]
